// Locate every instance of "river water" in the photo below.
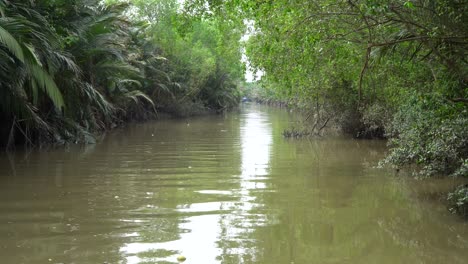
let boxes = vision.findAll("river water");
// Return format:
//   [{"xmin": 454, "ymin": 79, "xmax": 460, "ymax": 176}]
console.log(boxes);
[{"xmin": 0, "ymin": 104, "xmax": 467, "ymax": 264}]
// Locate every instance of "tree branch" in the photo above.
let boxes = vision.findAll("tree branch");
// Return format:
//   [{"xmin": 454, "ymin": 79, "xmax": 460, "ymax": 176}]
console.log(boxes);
[{"xmin": 358, "ymin": 46, "xmax": 371, "ymax": 101}]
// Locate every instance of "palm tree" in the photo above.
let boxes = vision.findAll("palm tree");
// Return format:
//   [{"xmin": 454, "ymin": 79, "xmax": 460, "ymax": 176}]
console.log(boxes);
[
  {"xmin": 0, "ymin": 0, "xmax": 76, "ymax": 147},
  {"xmin": 63, "ymin": 1, "xmax": 155, "ymax": 122}
]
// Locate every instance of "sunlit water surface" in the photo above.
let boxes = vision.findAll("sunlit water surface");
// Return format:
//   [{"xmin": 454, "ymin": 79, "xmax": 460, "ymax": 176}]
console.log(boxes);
[{"xmin": 0, "ymin": 104, "xmax": 467, "ymax": 264}]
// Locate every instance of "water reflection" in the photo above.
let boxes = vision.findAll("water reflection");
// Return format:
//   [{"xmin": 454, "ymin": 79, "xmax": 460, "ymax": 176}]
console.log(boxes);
[
  {"xmin": 1, "ymin": 105, "xmax": 468, "ymax": 264},
  {"xmin": 120, "ymin": 109, "xmax": 273, "ymax": 263},
  {"xmin": 122, "ymin": 215, "xmax": 223, "ymax": 263},
  {"xmin": 218, "ymin": 110, "xmax": 273, "ymax": 262},
  {"xmin": 240, "ymin": 111, "xmax": 272, "ymax": 179}
]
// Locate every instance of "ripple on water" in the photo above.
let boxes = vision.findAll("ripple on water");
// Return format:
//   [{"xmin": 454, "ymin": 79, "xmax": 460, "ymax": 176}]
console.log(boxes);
[{"xmin": 1, "ymin": 105, "xmax": 468, "ymax": 264}]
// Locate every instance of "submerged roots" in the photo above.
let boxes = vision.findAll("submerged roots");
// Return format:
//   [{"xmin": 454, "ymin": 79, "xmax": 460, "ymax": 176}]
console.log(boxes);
[{"xmin": 282, "ymin": 128, "xmax": 311, "ymax": 138}]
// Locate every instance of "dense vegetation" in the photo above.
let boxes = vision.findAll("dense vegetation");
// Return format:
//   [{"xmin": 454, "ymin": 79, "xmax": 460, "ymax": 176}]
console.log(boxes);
[
  {"xmin": 193, "ymin": 1, "xmax": 467, "ymax": 175},
  {"xmin": 0, "ymin": 0, "xmax": 244, "ymax": 148},
  {"xmin": 1, "ymin": 0, "xmax": 466, "ymax": 215},
  {"xmin": 185, "ymin": 0, "xmax": 467, "ymax": 215}
]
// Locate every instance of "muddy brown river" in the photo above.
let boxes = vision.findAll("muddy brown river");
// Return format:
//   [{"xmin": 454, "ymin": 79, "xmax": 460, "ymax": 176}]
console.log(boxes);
[{"xmin": 0, "ymin": 104, "xmax": 467, "ymax": 263}]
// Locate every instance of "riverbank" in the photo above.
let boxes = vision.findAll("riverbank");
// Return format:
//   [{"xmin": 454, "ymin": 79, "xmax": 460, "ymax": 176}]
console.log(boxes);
[
  {"xmin": 249, "ymin": 98, "xmax": 468, "ymax": 219},
  {"xmin": 1, "ymin": 102, "xmax": 227, "ymax": 151}
]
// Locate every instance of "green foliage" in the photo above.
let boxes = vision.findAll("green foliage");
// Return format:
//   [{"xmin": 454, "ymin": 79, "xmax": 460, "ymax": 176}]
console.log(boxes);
[
  {"xmin": 187, "ymin": 0, "xmax": 467, "ymax": 179},
  {"xmin": 384, "ymin": 93, "xmax": 468, "ymax": 177},
  {"xmin": 448, "ymin": 184, "xmax": 468, "ymax": 218},
  {"xmin": 123, "ymin": 0, "xmax": 243, "ymax": 114},
  {"xmin": 360, "ymin": 103, "xmax": 393, "ymax": 138},
  {"xmin": 0, "ymin": 0, "xmax": 73, "ymax": 146},
  {"xmin": 1, "ymin": 0, "xmax": 465, "ymax": 187},
  {"xmin": 0, "ymin": 23, "xmax": 25, "ymax": 63},
  {"xmin": 0, "ymin": 0, "xmax": 244, "ymax": 147}
]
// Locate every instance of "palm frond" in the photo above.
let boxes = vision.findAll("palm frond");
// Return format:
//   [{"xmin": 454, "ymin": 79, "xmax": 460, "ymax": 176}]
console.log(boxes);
[
  {"xmin": 52, "ymin": 51, "xmax": 82, "ymax": 75},
  {"xmin": 146, "ymin": 66, "xmax": 172, "ymax": 82},
  {"xmin": 82, "ymin": 82, "xmax": 115, "ymax": 116},
  {"xmin": 29, "ymin": 64, "xmax": 64, "ymax": 109},
  {"xmin": 157, "ymin": 83, "xmax": 171, "ymax": 93},
  {"xmin": 0, "ymin": 23, "xmax": 25, "ymax": 63},
  {"xmin": 22, "ymin": 42, "xmax": 42, "ymax": 66},
  {"xmin": 31, "ymin": 78, "xmax": 38, "ymax": 105},
  {"xmin": 0, "ymin": 1, "xmax": 5, "ymax": 18},
  {"xmin": 117, "ymin": 79, "xmax": 142, "ymax": 88},
  {"xmin": 95, "ymin": 60, "xmax": 140, "ymax": 77},
  {"xmin": 123, "ymin": 90, "xmax": 155, "ymax": 108},
  {"xmin": 0, "ymin": 83, "xmax": 49, "ymax": 130}
]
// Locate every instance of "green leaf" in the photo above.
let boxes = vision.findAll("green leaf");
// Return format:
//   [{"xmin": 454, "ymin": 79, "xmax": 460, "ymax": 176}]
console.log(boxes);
[
  {"xmin": 0, "ymin": 24, "xmax": 25, "ymax": 63},
  {"xmin": 29, "ymin": 64, "xmax": 64, "ymax": 109},
  {"xmin": 23, "ymin": 42, "xmax": 42, "ymax": 67},
  {"xmin": 404, "ymin": 1, "xmax": 414, "ymax": 9},
  {"xmin": 31, "ymin": 78, "xmax": 38, "ymax": 106},
  {"xmin": 124, "ymin": 90, "xmax": 155, "ymax": 107}
]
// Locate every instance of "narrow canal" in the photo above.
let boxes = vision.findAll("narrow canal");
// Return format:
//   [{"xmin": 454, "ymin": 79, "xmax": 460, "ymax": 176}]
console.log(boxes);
[{"xmin": 0, "ymin": 104, "xmax": 467, "ymax": 263}]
